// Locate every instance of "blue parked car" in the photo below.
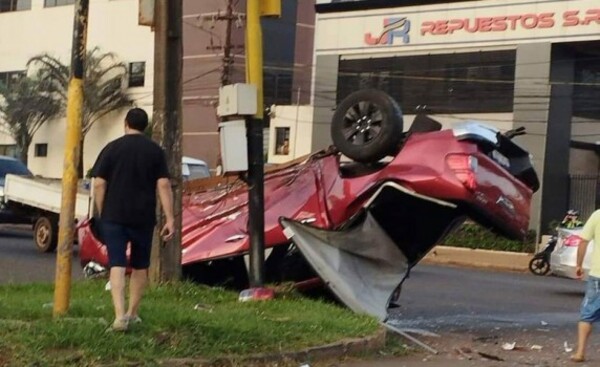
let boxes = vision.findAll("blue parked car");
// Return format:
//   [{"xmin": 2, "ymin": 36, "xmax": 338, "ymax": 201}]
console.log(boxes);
[{"xmin": 0, "ymin": 156, "xmax": 33, "ymax": 224}]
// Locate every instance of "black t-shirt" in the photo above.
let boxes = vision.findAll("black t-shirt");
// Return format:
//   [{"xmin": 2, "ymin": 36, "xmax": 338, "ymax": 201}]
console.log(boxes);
[{"xmin": 92, "ymin": 134, "xmax": 170, "ymax": 227}]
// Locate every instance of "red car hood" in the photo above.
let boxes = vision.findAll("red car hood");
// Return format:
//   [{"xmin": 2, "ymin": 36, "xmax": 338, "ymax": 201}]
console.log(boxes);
[{"xmin": 181, "ymin": 153, "xmax": 343, "ymax": 264}]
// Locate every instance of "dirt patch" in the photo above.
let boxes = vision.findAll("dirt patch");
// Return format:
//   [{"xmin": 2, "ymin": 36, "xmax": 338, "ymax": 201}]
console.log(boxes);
[
  {"xmin": 340, "ymin": 326, "xmax": 598, "ymax": 366},
  {"xmin": 0, "ymin": 348, "xmax": 13, "ymax": 367}
]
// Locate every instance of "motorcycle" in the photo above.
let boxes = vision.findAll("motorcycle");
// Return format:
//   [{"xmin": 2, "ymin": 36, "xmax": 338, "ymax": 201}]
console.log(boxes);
[
  {"xmin": 528, "ymin": 210, "xmax": 583, "ymax": 276},
  {"xmin": 528, "ymin": 235, "xmax": 557, "ymax": 276}
]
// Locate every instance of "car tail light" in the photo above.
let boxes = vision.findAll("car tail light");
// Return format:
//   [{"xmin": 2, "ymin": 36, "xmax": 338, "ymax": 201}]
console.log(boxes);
[
  {"xmin": 446, "ymin": 154, "xmax": 478, "ymax": 190},
  {"xmin": 563, "ymin": 235, "xmax": 582, "ymax": 247}
]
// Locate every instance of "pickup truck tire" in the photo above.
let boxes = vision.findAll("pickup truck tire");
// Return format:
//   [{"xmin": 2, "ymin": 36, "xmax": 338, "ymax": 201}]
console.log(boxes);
[
  {"xmin": 34, "ymin": 215, "xmax": 58, "ymax": 253},
  {"xmin": 331, "ymin": 89, "xmax": 403, "ymax": 163}
]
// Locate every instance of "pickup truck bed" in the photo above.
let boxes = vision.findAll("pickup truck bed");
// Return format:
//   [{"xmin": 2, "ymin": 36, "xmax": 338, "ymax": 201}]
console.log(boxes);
[
  {"xmin": 5, "ymin": 175, "xmax": 90, "ymax": 217},
  {"xmin": 4, "ymin": 174, "xmax": 91, "ymax": 252}
]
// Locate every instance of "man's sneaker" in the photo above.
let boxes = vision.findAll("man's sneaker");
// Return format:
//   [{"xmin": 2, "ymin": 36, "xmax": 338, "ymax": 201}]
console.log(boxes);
[
  {"xmin": 107, "ymin": 318, "xmax": 129, "ymax": 333},
  {"xmin": 125, "ymin": 315, "xmax": 142, "ymax": 324}
]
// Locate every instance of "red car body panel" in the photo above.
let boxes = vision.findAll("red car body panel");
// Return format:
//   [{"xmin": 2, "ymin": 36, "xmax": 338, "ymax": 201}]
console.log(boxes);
[{"xmin": 79, "ymin": 128, "xmax": 534, "ymax": 271}]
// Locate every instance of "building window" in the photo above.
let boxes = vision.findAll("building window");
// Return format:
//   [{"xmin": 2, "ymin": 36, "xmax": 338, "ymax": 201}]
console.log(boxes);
[
  {"xmin": 0, "ymin": 70, "xmax": 25, "ymax": 88},
  {"xmin": 0, "ymin": 0, "xmax": 31, "ymax": 13},
  {"xmin": 34, "ymin": 144, "xmax": 48, "ymax": 157},
  {"xmin": 337, "ymin": 50, "xmax": 516, "ymax": 115},
  {"xmin": 274, "ymin": 127, "xmax": 290, "ymax": 155},
  {"xmin": 0, "ymin": 144, "xmax": 18, "ymax": 158},
  {"xmin": 128, "ymin": 62, "xmax": 145, "ymax": 88},
  {"xmin": 573, "ymin": 55, "xmax": 600, "ymax": 120},
  {"xmin": 264, "ymin": 72, "xmax": 293, "ymax": 105},
  {"xmin": 44, "ymin": 0, "xmax": 75, "ymax": 7}
]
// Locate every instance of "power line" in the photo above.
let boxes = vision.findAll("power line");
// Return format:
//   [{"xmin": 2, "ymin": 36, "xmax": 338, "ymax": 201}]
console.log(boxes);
[
  {"xmin": 184, "ymin": 2, "xmax": 246, "ymax": 86},
  {"xmin": 182, "ymin": 67, "xmax": 222, "ymax": 85}
]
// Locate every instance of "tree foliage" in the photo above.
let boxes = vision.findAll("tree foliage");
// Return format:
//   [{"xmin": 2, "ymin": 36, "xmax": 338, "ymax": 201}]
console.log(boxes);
[
  {"xmin": 28, "ymin": 47, "xmax": 133, "ymax": 175},
  {"xmin": 0, "ymin": 74, "xmax": 63, "ymax": 165}
]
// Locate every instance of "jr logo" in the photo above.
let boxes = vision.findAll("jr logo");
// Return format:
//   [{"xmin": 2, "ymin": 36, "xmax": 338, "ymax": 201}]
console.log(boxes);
[{"xmin": 364, "ymin": 17, "xmax": 411, "ymax": 45}]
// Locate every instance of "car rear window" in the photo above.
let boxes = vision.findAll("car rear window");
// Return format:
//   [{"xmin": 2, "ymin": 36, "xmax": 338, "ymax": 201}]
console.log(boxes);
[
  {"xmin": 188, "ymin": 164, "xmax": 210, "ymax": 180},
  {"xmin": 0, "ymin": 159, "xmax": 32, "ymax": 178}
]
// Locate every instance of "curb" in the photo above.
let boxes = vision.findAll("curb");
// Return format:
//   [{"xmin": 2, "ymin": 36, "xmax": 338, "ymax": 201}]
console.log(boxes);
[
  {"xmin": 159, "ymin": 328, "xmax": 387, "ymax": 366},
  {"xmin": 422, "ymin": 245, "xmax": 533, "ymax": 272}
]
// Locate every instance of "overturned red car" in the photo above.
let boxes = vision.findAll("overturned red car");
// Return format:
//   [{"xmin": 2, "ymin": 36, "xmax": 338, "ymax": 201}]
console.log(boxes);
[{"xmin": 79, "ymin": 90, "xmax": 539, "ymax": 319}]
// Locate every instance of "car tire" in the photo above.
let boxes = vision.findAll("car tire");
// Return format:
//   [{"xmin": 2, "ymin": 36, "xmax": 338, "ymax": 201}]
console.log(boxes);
[
  {"xmin": 331, "ymin": 89, "xmax": 404, "ymax": 163},
  {"xmin": 34, "ymin": 215, "xmax": 58, "ymax": 253}
]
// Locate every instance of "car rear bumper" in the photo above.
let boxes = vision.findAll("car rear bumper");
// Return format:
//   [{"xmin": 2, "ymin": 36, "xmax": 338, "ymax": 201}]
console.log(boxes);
[
  {"xmin": 550, "ymin": 251, "xmax": 579, "ymax": 279},
  {"xmin": 551, "ymin": 263, "xmax": 578, "ymax": 279}
]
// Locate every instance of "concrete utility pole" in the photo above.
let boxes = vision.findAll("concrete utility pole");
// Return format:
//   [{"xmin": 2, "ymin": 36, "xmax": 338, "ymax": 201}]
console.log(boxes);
[
  {"xmin": 53, "ymin": 0, "xmax": 89, "ymax": 317},
  {"xmin": 198, "ymin": 0, "xmax": 244, "ymax": 86},
  {"xmin": 245, "ymin": 0, "xmax": 280, "ymax": 287},
  {"xmin": 150, "ymin": 0, "xmax": 183, "ymax": 283},
  {"xmin": 218, "ymin": 0, "xmax": 235, "ymax": 86},
  {"xmin": 200, "ymin": 0, "xmax": 244, "ymax": 174}
]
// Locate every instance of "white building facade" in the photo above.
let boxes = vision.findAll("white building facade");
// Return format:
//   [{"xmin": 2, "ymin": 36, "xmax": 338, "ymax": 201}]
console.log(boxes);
[{"xmin": 0, "ymin": 0, "xmax": 154, "ymax": 177}]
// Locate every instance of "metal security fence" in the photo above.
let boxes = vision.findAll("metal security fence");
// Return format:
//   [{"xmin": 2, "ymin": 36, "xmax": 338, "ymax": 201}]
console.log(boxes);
[{"xmin": 569, "ymin": 174, "xmax": 600, "ymax": 220}]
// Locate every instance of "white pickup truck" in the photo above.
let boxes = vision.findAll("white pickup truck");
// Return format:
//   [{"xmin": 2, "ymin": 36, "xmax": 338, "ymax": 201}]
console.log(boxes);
[{"xmin": 3, "ymin": 174, "xmax": 91, "ymax": 252}]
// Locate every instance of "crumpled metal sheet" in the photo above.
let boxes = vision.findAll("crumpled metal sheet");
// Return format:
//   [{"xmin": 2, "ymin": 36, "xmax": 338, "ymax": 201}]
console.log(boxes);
[
  {"xmin": 280, "ymin": 182, "xmax": 464, "ymax": 322},
  {"xmin": 281, "ymin": 212, "xmax": 408, "ymax": 322}
]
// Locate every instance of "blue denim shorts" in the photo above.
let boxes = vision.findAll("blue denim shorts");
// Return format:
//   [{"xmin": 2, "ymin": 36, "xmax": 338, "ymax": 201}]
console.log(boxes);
[
  {"xmin": 101, "ymin": 221, "xmax": 155, "ymax": 269},
  {"xmin": 580, "ymin": 276, "xmax": 600, "ymax": 323}
]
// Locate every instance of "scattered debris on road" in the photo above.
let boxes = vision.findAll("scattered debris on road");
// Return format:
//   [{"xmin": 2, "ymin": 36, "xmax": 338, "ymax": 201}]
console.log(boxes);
[
  {"xmin": 478, "ymin": 351, "xmax": 505, "ymax": 361},
  {"xmin": 502, "ymin": 342, "xmax": 516, "ymax": 351},
  {"xmin": 454, "ymin": 347, "xmax": 473, "ymax": 360},
  {"xmin": 472, "ymin": 335, "xmax": 499, "ymax": 343},
  {"xmin": 564, "ymin": 341, "xmax": 573, "ymax": 353}
]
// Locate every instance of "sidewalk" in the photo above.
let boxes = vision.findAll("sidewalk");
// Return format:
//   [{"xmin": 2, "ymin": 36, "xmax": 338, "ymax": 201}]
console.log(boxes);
[
  {"xmin": 338, "ymin": 327, "xmax": 596, "ymax": 367},
  {"xmin": 421, "ymin": 245, "xmax": 533, "ymax": 272}
]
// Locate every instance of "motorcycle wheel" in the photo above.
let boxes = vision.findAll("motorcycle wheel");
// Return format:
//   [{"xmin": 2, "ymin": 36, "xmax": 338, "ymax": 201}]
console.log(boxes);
[{"xmin": 529, "ymin": 257, "xmax": 550, "ymax": 276}]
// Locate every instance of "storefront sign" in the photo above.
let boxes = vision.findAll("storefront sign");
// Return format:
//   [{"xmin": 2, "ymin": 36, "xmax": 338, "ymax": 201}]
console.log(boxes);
[
  {"xmin": 316, "ymin": 0, "xmax": 600, "ymax": 55},
  {"xmin": 364, "ymin": 17, "xmax": 411, "ymax": 45},
  {"xmin": 421, "ymin": 9, "xmax": 600, "ymax": 37}
]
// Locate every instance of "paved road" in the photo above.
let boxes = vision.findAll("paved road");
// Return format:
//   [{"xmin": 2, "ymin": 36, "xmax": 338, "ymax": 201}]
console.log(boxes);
[
  {"xmin": 389, "ymin": 263, "xmax": 584, "ymax": 331},
  {"xmin": 0, "ymin": 225, "xmax": 83, "ymax": 284},
  {"xmin": 342, "ymin": 264, "xmax": 590, "ymax": 367}
]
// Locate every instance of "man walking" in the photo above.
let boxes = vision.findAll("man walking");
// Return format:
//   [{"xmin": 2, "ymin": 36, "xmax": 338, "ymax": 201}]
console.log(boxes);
[
  {"xmin": 572, "ymin": 209, "xmax": 600, "ymax": 362},
  {"xmin": 92, "ymin": 108, "xmax": 174, "ymax": 332}
]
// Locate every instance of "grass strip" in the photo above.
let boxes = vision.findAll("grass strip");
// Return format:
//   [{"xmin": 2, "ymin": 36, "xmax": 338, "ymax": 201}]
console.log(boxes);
[{"xmin": 0, "ymin": 280, "xmax": 379, "ymax": 366}]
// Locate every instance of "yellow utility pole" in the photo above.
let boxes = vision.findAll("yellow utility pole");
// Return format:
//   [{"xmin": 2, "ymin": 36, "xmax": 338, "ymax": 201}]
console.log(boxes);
[
  {"xmin": 245, "ymin": 0, "xmax": 280, "ymax": 287},
  {"xmin": 246, "ymin": 0, "xmax": 264, "ymax": 119},
  {"xmin": 53, "ymin": 0, "xmax": 89, "ymax": 317}
]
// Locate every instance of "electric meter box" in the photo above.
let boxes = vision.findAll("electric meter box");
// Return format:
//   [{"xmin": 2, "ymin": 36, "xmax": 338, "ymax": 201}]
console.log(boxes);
[
  {"xmin": 219, "ymin": 119, "xmax": 248, "ymax": 172},
  {"xmin": 217, "ymin": 84, "xmax": 258, "ymax": 117}
]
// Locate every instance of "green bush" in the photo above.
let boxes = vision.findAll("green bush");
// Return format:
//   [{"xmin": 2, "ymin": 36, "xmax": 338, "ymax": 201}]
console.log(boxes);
[{"xmin": 443, "ymin": 221, "xmax": 536, "ymax": 253}]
